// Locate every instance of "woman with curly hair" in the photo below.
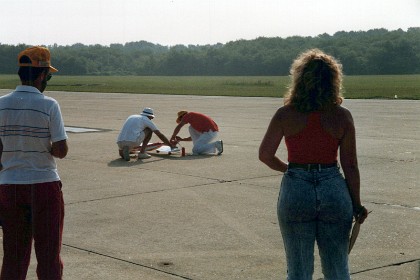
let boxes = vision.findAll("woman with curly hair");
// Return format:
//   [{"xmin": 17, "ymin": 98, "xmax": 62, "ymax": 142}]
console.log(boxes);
[{"xmin": 259, "ymin": 49, "xmax": 368, "ymax": 280}]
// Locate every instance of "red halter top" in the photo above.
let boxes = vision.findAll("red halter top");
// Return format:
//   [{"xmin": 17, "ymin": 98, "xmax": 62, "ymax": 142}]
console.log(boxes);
[{"xmin": 285, "ymin": 112, "xmax": 339, "ymax": 164}]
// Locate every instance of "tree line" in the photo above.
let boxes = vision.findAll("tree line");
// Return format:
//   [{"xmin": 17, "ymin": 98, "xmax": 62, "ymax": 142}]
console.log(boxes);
[{"xmin": 1, "ymin": 27, "xmax": 419, "ymax": 76}]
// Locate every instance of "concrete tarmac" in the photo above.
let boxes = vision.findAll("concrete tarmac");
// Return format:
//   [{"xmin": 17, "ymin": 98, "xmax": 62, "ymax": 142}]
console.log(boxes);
[{"xmin": 0, "ymin": 90, "xmax": 419, "ymax": 279}]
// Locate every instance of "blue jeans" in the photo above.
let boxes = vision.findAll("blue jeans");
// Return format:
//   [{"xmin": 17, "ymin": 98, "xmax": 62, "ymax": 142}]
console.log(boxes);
[{"xmin": 278, "ymin": 166, "xmax": 353, "ymax": 280}]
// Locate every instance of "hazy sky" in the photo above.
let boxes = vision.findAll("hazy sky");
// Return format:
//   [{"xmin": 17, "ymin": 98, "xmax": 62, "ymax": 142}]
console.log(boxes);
[{"xmin": 1, "ymin": 0, "xmax": 419, "ymax": 46}]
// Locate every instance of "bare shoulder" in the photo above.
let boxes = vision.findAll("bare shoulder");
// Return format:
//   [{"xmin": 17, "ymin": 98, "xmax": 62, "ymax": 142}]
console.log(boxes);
[
  {"xmin": 330, "ymin": 106, "xmax": 355, "ymax": 136},
  {"xmin": 336, "ymin": 105, "xmax": 352, "ymax": 114},
  {"xmin": 321, "ymin": 106, "xmax": 355, "ymax": 140},
  {"xmin": 274, "ymin": 104, "xmax": 298, "ymax": 119},
  {"xmin": 334, "ymin": 105, "xmax": 354, "ymax": 123},
  {"xmin": 272, "ymin": 105, "xmax": 301, "ymax": 125},
  {"xmin": 274, "ymin": 105, "xmax": 307, "ymax": 136}
]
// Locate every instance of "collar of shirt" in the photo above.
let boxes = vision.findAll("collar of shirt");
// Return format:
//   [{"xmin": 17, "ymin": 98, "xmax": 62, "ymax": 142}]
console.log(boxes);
[{"xmin": 15, "ymin": 85, "xmax": 42, "ymax": 94}]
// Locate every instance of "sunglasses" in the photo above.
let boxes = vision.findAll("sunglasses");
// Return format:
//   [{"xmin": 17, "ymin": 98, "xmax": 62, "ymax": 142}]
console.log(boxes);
[{"xmin": 46, "ymin": 73, "xmax": 52, "ymax": 81}]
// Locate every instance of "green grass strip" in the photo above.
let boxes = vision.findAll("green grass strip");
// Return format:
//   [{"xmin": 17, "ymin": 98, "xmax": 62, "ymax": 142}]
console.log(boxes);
[{"xmin": 1, "ymin": 75, "xmax": 419, "ymax": 99}]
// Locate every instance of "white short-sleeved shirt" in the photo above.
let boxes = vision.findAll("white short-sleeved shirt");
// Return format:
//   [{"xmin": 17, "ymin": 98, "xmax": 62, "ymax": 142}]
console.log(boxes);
[
  {"xmin": 0, "ymin": 86, "xmax": 68, "ymax": 184},
  {"xmin": 117, "ymin": 114, "xmax": 158, "ymax": 143}
]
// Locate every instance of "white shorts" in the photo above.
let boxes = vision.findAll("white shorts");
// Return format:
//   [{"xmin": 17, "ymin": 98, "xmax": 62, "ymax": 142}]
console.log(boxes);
[
  {"xmin": 189, "ymin": 126, "xmax": 218, "ymax": 154},
  {"xmin": 117, "ymin": 131, "xmax": 145, "ymax": 149}
]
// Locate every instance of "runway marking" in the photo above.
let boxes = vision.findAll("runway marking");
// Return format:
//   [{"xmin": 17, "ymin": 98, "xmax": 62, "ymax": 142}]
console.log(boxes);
[
  {"xmin": 65, "ymin": 126, "xmax": 110, "ymax": 133},
  {"xmin": 370, "ymin": 201, "xmax": 420, "ymax": 211}
]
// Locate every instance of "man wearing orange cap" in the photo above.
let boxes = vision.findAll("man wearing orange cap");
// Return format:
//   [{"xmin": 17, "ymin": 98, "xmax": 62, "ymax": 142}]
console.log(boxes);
[
  {"xmin": 0, "ymin": 46, "xmax": 68, "ymax": 279},
  {"xmin": 171, "ymin": 111, "xmax": 223, "ymax": 155}
]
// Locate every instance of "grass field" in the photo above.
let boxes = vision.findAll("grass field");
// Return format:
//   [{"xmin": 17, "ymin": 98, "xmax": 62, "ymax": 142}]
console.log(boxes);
[{"xmin": 1, "ymin": 74, "xmax": 419, "ymax": 99}]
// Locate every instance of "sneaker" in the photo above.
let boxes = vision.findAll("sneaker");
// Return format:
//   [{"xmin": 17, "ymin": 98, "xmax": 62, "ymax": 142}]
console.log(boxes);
[
  {"xmin": 216, "ymin": 140, "xmax": 223, "ymax": 155},
  {"xmin": 122, "ymin": 146, "xmax": 130, "ymax": 161},
  {"xmin": 138, "ymin": 153, "xmax": 151, "ymax": 159}
]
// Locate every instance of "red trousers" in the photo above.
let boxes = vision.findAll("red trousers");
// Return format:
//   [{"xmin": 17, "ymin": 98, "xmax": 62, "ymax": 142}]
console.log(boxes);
[{"xmin": 0, "ymin": 182, "xmax": 64, "ymax": 280}]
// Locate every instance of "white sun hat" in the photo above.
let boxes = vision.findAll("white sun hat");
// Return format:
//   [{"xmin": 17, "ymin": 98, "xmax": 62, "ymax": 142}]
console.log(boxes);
[{"xmin": 140, "ymin": 107, "xmax": 155, "ymax": 118}]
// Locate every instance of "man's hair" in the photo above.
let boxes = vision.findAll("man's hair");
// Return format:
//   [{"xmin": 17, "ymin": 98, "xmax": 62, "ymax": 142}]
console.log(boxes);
[
  {"xmin": 284, "ymin": 49, "xmax": 343, "ymax": 112},
  {"xmin": 17, "ymin": 55, "xmax": 49, "ymax": 82}
]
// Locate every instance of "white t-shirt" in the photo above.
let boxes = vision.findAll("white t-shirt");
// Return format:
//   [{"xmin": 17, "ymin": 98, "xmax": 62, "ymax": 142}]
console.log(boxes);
[
  {"xmin": 0, "ymin": 86, "xmax": 68, "ymax": 184},
  {"xmin": 117, "ymin": 114, "xmax": 158, "ymax": 143}
]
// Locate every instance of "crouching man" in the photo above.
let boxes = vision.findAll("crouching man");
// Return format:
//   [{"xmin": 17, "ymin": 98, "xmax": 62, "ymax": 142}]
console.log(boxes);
[
  {"xmin": 117, "ymin": 107, "xmax": 174, "ymax": 161},
  {"xmin": 170, "ymin": 111, "xmax": 223, "ymax": 155}
]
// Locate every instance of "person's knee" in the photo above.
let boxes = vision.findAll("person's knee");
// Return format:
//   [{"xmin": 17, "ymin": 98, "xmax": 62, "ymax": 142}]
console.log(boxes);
[
  {"xmin": 192, "ymin": 145, "xmax": 202, "ymax": 155},
  {"xmin": 193, "ymin": 143, "xmax": 211, "ymax": 155}
]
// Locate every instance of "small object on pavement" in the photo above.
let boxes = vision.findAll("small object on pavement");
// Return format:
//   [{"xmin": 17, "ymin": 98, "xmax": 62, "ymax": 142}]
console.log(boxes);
[{"xmin": 156, "ymin": 145, "xmax": 180, "ymax": 155}]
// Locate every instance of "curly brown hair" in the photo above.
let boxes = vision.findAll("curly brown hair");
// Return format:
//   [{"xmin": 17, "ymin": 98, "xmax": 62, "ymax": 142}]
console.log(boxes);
[{"xmin": 284, "ymin": 49, "xmax": 343, "ymax": 112}]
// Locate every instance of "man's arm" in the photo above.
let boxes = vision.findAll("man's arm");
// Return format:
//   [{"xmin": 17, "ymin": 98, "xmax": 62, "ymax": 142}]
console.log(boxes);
[
  {"xmin": 175, "ymin": 136, "xmax": 192, "ymax": 142},
  {"xmin": 170, "ymin": 121, "xmax": 186, "ymax": 142},
  {"xmin": 154, "ymin": 131, "xmax": 175, "ymax": 148},
  {"xmin": 51, "ymin": 139, "xmax": 68, "ymax": 159}
]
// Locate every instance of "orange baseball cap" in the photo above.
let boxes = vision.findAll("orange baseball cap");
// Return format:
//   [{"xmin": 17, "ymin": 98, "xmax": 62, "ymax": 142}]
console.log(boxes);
[{"xmin": 18, "ymin": 46, "xmax": 58, "ymax": 72}]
